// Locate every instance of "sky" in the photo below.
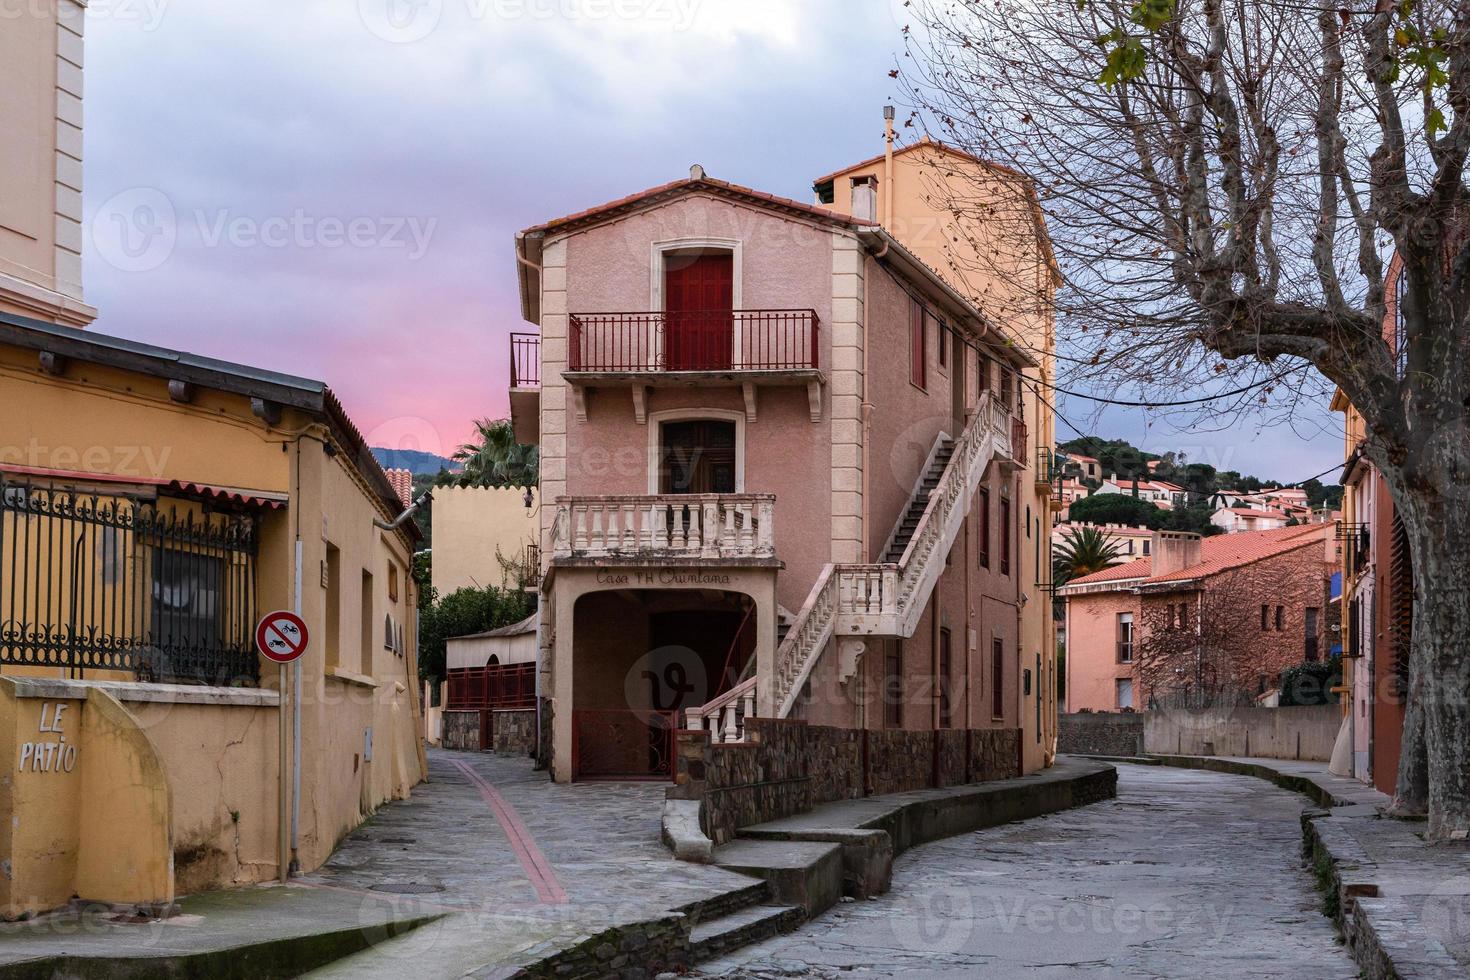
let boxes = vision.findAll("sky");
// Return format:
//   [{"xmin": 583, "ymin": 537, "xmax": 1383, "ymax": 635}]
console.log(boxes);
[{"xmin": 81, "ymin": 0, "xmax": 1342, "ymax": 483}]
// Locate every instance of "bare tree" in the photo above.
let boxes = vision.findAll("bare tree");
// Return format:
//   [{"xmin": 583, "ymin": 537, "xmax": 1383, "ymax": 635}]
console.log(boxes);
[{"xmin": 898, "ymin": 0, "xmax": 1470, "ymax": 835}]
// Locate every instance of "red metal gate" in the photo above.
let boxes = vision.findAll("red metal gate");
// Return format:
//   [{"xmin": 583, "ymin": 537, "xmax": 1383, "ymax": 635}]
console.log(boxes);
[{"xmin": 571, "ymin": 709, "xmax": 676, "ymax": 781}]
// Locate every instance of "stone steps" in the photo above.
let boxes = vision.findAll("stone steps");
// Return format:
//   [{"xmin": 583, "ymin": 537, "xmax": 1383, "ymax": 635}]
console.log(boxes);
[{"xmin": 688, "ymin": 903, "xmax": 803, "ymax": 963}]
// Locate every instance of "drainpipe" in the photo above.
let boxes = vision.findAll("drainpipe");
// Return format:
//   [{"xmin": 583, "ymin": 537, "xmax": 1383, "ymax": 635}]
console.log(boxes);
[
  {"xmin": 374, "ymin": 491, "xmax": 431, "ymax": 532},
  {"xmin": 862, "ymin": 235, "xmax": 889, "ymax": 561},
  {"xmin": 883, "ymin": 106, "xmax": 895, "ymax": 230}
]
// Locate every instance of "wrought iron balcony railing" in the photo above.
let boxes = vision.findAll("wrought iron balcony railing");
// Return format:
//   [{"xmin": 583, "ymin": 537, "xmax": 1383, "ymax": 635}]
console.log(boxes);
[
  {"xmin": 568, "ymin": 309, "xmax": 819, "ymax": 373},
  {"xmin": 510, "ymin": 331, "xmax": 540, "ymax": 387}
]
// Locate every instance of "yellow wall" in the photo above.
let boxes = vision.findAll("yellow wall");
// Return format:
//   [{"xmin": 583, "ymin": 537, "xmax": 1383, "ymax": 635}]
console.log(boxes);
[
  {"xmin": 0, "ymin": 682, "xmax": 174, "ymax": 918},
  {"xmin": 430, "ymin": 485, "xmax": 538, "ymax": 596}
]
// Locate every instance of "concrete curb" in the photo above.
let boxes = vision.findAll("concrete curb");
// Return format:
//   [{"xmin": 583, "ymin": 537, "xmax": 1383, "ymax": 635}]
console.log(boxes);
[
  {"xmin": 711, "ymin": 758, "xmax": 1118, "ymax": 924},
  {"xmin": 0, "ymin": 912, "xmax": 444, "ymax": 980},
  {"xmin": 1115, "ymin": 753, "xmax": 1453, "ymax": 980}
]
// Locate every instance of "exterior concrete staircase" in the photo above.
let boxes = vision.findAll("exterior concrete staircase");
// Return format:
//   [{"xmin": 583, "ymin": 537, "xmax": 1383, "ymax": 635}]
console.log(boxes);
[
  {"xmin": 686, "ymin": 391, "xmax": 1017, "ymax": 739},
  {"xmin": 883, "ymin": 438, "xmax": 954, "ymax": 564}
]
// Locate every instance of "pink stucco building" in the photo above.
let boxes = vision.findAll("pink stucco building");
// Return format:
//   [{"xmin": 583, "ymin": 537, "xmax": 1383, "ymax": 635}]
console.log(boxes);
[
  {"xmin": 508, "ymin": 161, "xmax": 1056, "ymax": 783},
  {"xmin": 1061, "ymin": 525, "xmax": 1336, "ymax": 713}
]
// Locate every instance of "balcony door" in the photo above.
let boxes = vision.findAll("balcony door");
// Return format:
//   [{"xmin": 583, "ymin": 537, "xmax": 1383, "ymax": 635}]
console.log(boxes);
[
  {"xmin": 664, "ymin": 251, "xmax": 733, "ymax": 371},
  {"xmin": 660, "ymin": 420, "xmax": 736, "ymax": 494}
]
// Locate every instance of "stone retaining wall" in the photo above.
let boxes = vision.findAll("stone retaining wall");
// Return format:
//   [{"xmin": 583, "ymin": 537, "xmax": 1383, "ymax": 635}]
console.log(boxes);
[
  {"xmin": 490, "ymin": 709, "xmax": 536, "ymax": 756},
  {"xmin": 442, "ymin": 710, "xmax": 480, "ymax": 751},
  {"xmin": 671, "ymin": 721, "xmax": 1023, "ymax": 845},
  {"xmin": 1059, "ymin": 711, "xmax": 1145, "ymax": 756}
]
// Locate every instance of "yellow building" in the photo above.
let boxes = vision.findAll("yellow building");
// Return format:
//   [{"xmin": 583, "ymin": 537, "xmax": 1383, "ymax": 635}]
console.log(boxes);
[
  {"xmin": 0, "ymin": 313, "xmax": 428, "ymax": 916},
  {"xmin": 814, "ymin": 124, "xmax": 1061, "ymax": 769}
]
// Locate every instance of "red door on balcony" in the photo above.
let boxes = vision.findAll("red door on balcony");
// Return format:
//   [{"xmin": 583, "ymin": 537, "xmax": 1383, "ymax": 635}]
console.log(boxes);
[{"xmin": 664, "ymin": 253, "xmax": 733, "ymax": 370}]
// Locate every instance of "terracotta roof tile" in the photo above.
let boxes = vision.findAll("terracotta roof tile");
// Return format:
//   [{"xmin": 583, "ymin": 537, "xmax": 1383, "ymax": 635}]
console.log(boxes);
[
  {"xmin": 385, "ymin": 467, "xmax": 414, "ymax": 507},
  {"xmin": 519, "ymin": 176, "xmax": 877, "ymax": 237},
  {"xmin": 1065, "ymin": 524, "xmax": 1327, "ymax": 589}
]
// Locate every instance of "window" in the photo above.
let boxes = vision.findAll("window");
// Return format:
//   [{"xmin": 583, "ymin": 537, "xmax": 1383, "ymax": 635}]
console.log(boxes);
[
  {"xmin": 1261, "ymin": 604, "xmax": 1270, "ymax": 631},
  {"xmin": 360, "ymin": 569, "xmax": 375, "ymax": 675},
  {"xmin": 1142, "ymin": 540, "xmax": 1151, "ymax": 556},
  {"xmin": 660, "ymin": 419, "xmax": 737, "ymax": 494},
  {"xmin": 884, "ymin": 643, "xmax": 903, "ymax": 728},
  {"xmin": 1116, "ymin": 678, "xmax": 1135, "ymax": 710},
  {"xmin": 999, "ymin": 494, "xmax": 1012, "ymax": 576},
  {"xmin": 388, "ymin": 561, "xmax": 399, "ymax": 603},
  {"xmin": 1000, "ymin": 367, "xmax": 1013, "ymax": 411},
  {"xmin": 152, "ymin": 548, "xmax": 223, "ymax": 652},
  {"xmin": 991, "ymin": 638, "xmax": 1005, "ymax": 719},
  {"xmin": 325, "ymin": 544, "xmax": 341, "ymax": 668},
  {"xmin": 978, "ymin": 355, "xmax": 990, "ymax": 393},
  {"xmin": 1116, "ymin": 612, "xmax": 1134, "ymax": 663},
  {"xmin": 909, "ymin": 296, "xmax": 926, "ymax": 389},
  {"xmin": 939, "ymin": 628, "xmax": 953, "ymax": 729},
  {"xmin": 978, "ymin": 487, "xmax": 991, "ymax": 569},
  {"xmin": 1305, "ymin": 607, "xmax": 1320, "ymax": 662},
  {"xmin": 934, "ymin": 313, "xmax": 947, "ymax": 369},
  {"xmin": 1177, "ymin": 602, "xmax": 1189, "ymax": 629},
  {"xmin": 1275, "ymin": 605, "xmax": 1285, "ymax": 631}
]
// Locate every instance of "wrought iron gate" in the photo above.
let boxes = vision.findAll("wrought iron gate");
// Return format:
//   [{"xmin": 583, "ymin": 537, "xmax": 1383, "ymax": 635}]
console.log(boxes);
[{"xmin": 0, "ymin": 480, "xmax": 260, "ymax": 683}]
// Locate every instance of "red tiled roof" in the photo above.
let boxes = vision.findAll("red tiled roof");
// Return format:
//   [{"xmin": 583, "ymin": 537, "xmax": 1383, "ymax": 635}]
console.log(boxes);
[
  {"xmin": 1065, "ymin": 524, "xmax": 1327, "ymax": 589},
  {"xmin": 519, "ymin": 175, "xmax": 876, "ymax": 238},
  {"xmin": 385, "ymin": 467, "xmax": 414, "ymax": 507}
]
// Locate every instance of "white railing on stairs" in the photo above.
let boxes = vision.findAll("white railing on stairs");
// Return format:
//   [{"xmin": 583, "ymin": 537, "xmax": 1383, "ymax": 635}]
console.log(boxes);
[
  {"xmin": 685, "ymin": 676, "xmax": 757, "ymax": 743},
  {"xmin": 682, "ymin": 392, "xmax": 1013, "ymax": 742},
  {"xmin": 772, "ymin": 392, "xmax": 1012, "ymax": 719}
]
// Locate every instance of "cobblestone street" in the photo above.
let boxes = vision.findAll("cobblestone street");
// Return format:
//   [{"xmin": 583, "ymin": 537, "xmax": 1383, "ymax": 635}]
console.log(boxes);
[{"xmin": 695, "ymin": 762, "xmax": 1356, "ymax": 979}]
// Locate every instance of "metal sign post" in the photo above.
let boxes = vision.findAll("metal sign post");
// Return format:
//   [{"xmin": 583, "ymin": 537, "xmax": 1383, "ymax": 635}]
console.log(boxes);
[{"xmin": 256, "ymin": 604, "xmax": 309, "ymax": 875}]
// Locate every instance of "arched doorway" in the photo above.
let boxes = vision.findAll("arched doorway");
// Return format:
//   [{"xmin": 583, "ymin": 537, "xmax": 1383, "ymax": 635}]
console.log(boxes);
[{"xmin": 570, "ymin": 587, "xmax": 756, "ymax": 780}]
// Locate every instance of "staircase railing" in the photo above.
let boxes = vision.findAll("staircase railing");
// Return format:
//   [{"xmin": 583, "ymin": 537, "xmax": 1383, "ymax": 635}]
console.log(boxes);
[
  {"xmin": 685, "ymin": 676, "xmax": 757, "ymax": 743},
  {"xmin": 770, "ymin": 391, "xmax": 1011, "ymax": 719},
  {"xmin": 683, "ymin": 392, "xmax": 1012, "ymax": 741}
]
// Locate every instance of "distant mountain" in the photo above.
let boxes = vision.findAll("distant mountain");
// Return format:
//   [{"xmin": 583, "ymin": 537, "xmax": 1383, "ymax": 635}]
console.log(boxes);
[{"xmin": 371, "ymin": 448, "xmax": 458, "ymax": 475}]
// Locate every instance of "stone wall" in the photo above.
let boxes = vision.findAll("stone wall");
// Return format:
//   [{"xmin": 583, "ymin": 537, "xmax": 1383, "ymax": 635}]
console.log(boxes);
[
  {"xmin": 442, "ymin": 710, "xmax": 481, "ymax": 751},
  {"xmin": 968, "ymin": 728, "xmax": 1021, "ymax": 782},
  {"xmin": 1059, "ymin": 711, "xmax": 1145, "ymax": 757},
  {"xmin": 490, "ymin": 709, "xmax": 536, "ymax": 756},
  {"xmin": 671, "ymin": 721, "xmax": 1023, "ymax": 845}
]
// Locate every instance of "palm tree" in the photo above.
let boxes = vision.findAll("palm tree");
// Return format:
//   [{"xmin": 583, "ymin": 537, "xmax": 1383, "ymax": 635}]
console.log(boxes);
[
  {"xmin": 450, "ymin": 418, "xmax": 539, "ymax": 489},
  {"xmin": 1052, "ymin": 525, "xmax": 1125, "ymax": 588}
]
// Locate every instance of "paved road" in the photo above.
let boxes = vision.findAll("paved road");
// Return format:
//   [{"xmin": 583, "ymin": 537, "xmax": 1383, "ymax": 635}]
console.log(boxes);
[{"xmin": 696, "ymin": 763, "xmax": 1356, "ymax": 979}]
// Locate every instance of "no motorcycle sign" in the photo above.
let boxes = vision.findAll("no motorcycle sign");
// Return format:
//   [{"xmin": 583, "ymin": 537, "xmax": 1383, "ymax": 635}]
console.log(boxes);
[{"xmin": 255, "ymin": 610, "xmax": 309, "ymax": 664}]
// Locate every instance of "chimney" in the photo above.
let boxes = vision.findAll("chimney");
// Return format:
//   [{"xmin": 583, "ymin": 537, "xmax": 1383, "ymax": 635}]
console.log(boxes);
[
  {"xmin": 882, "ymin": 105, "xmax": 896, "ymax": 228},
  {"xmin": 1151, "ymin": 530, "xmax": 1201, "ymax": 577}
]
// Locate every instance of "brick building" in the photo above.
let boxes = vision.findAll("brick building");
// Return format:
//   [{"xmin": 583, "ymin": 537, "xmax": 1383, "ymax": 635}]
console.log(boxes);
[{"xmin": 1060, "ymin": 525, "xmax": 1336, "ymax": 712}]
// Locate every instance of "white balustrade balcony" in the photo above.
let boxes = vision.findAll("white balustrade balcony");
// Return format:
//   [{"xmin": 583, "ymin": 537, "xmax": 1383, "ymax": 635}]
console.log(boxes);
[{"xmin": 551, "ymin": 493, "xmax": 776, "ymax": 561}]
